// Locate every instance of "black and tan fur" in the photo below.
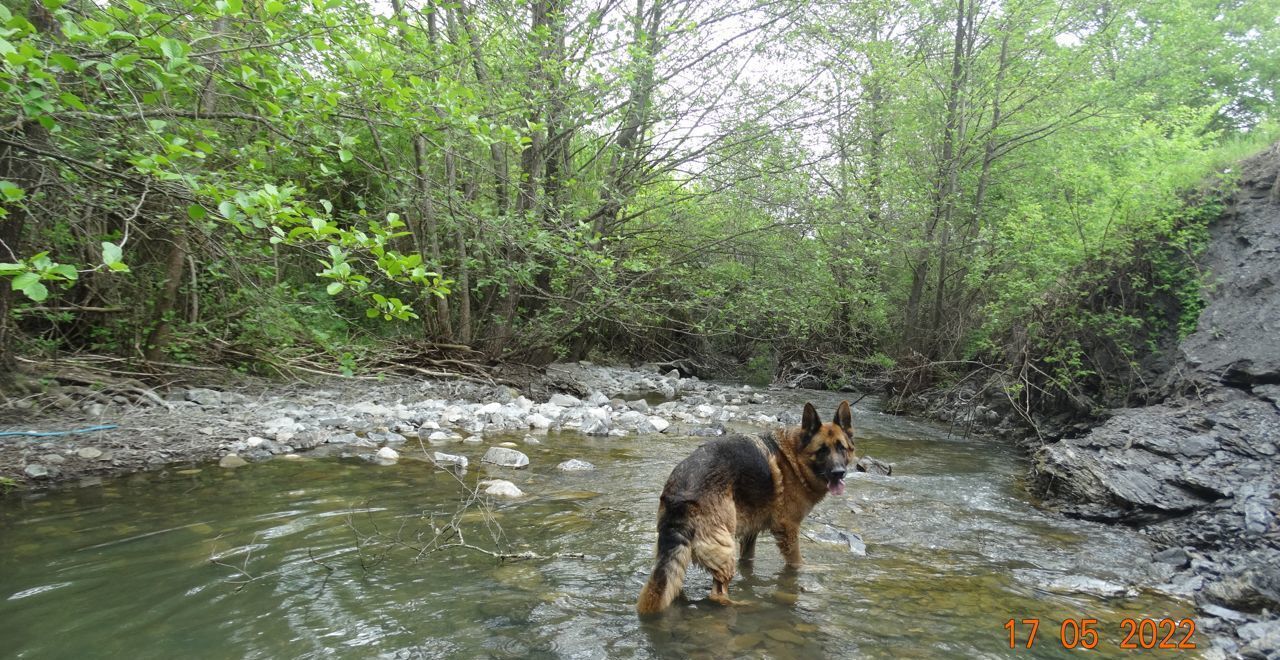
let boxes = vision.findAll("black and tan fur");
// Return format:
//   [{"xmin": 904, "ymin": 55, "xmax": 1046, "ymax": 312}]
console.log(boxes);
[{"xmin": 636, "ymin": 401, "xmax": 855, "ymax": 614}]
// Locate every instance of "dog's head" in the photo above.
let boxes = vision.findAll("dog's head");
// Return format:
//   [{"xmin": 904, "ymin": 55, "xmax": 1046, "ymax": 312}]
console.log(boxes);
[{"xmin": 799, "ymin": 401, "xmax": 855, "ymax": 496}]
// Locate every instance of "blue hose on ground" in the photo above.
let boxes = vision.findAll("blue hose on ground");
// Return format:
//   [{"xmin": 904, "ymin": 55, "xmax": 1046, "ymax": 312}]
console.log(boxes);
[{"xmin": 0, "ymin": 424, "xmax": 118, "ymax": 438}]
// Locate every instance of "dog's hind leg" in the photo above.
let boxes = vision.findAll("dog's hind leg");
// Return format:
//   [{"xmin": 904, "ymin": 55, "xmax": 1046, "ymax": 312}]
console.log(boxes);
[
  {"xmin": 694, "ymin": 524, "xmax": 747, "ymax": 607},
  {"xmin": 637, "ymin": 503, "xmax": 694, "ymax": 615}
]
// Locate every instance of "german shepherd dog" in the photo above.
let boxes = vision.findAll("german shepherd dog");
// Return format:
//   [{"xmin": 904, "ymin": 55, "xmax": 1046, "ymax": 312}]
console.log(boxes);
[{"xmin": 636, "ymin": 401, "xmax": 855, "ymax": 614}]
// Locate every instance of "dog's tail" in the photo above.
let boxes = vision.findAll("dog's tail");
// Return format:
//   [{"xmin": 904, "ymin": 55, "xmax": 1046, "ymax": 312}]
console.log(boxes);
[{"xmin": 637, "ymin": 500, "xmax": 694, "ymax": 615}]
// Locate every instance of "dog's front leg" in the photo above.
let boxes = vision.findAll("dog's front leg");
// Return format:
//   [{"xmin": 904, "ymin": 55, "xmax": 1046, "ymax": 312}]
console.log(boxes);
[
  {"xmin": 771, "ymin": 524, "xmax": 802, "ymax": 566},
  {"xmin": 738, "ymin": 532, "xmax": 758, "ymax": 563}
]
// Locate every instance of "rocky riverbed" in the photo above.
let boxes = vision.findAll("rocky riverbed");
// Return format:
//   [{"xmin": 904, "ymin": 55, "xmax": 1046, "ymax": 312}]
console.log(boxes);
[{"xmin": 0, "ymin": 362, "xmax": 796, "ymax": 489}]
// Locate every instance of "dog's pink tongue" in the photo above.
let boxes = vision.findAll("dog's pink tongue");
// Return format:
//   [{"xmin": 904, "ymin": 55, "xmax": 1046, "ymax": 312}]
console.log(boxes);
[{"xmin": 828, "ymin": 479, "xmax": 846, "ymax": 496}]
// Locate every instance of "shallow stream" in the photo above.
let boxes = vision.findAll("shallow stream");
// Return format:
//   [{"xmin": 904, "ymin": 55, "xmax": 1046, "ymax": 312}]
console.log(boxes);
[{"xmin": 0, "ymin": 389, "xmax": 1197, "ymax": 658}]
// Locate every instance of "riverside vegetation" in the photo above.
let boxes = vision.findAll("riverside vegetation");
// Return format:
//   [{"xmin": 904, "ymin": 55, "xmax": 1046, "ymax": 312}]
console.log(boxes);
[{"xmin": 1, "ymin": 0, "xmax": 1279, "ymax": 656}]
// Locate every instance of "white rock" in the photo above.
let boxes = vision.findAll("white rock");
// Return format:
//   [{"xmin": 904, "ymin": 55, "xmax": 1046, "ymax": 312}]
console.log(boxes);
[
  {"xmin": 478, "ymin": 402, "xmax": 504, "ymax": 415},
  {"xmin": 375, "ymin": 447, "xmax": 399, "ymax": 465},
  {"xmin": 263, "ymin": 417, "xmax": 303, "ymax": 434},
  {"xmin": 549, "ymin": 393, "xmax": 582, "ymax": 407},
  {"xmin": 535, "ymin": 403, "xmax": 564, "ymax": 419},
  {"xmin": 523, "ymin": 435, "xmax": 541, "ymax": 445},
  {"xmin": 433, "ymin": 452, "xmax": 468, "ymax": 468},
  {"xmin": 648, "ymin": 416, "xmax": 671, "ymax": 433},
  {"xmin": 581, "ymin": 416, "xmax": 610, "ymax": 436},
  {"xmin": 626, "ymin": 399, "xmax": 650, "ymax": 413},
  {"xmin": 246, "ymin": 436, "xmax": 267, "ymax": 448},
  {"xmin": 427, "ymin": 430, "xmax": 453, "ymax": 442},
  {"xmin": 514, "ymin": 396, "xmax": 534, "ymax": 411},
  {"xmin": 526, "ymin": 413, "xmax": 553, "ymax": 430},
  {"xmin": 351, "ymin": 402, "xmax": 394, "ymax": 416},
  {"xmin": 587, "ymin": 391, "xmax": 610, "ymax": 406},
  {"xmin": 481, "ymin": 479, "xmax": 524, "ymax": 498},
  {"xmin": 482, "ymin": 446, "xmax": 530, "ymax": 468},
  {"xmin": 557, "ymin": 459, "xmax": 596, "ymax": 471},
  {"xmin": 463, "ymin": 435, "xmax": 483, "ymax": 444}
]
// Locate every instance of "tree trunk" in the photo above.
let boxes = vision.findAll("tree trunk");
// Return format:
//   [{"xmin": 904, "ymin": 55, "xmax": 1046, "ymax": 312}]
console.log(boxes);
[
  {"xmin": 0, "ymin": 121, "xmax": 46, "ymax": 385},
  {"xmin": 590, "ymin": 0, "xmax": 663, "ymax": 240},
  {"xmin": 143, "ymin": 232, "xmax": 188, "ymax": 362},
  {"xmin": 145, "ymin": 16, "xmax": 227, "ymax": 362},
  {"xmin": 912, "ymin": 0, "xmax": 968, "ymax": 358}
]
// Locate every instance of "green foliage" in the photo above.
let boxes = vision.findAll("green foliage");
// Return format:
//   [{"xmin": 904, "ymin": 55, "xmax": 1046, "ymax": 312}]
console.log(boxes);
[{"xmin": 0, "ymin": 0, "xmax": 1274, "ymax": 390}]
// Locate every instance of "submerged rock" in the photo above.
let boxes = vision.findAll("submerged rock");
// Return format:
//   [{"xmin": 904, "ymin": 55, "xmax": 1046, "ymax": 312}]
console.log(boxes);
[
  {"xmin": 482, "ymin": 446, "xmax": 530, "ymax": 469},
  {"xmin": 804, "ymin": 525, "xmax": 866, "ymax": 556},
  {"xmin": 76, "ymin": 447, "xmax": 103, "ymax": 460},
  {"xmin": 1044, "ymin": 575, "xmax": 1136, "ymax": 599},
  {"xmin": 855, "ymin": 456, "xmax": 893, "ymax": 476},
  {"xmin": 218, "ymin": 454, "xmax": 248, "ymax": 469},
  {"xmin": 432, "ymin": 452, "xmax": 468, "ymax": 469},
  {"xmin": 23, "ymin": 463, "xmax": 49, "ymax": 479}
]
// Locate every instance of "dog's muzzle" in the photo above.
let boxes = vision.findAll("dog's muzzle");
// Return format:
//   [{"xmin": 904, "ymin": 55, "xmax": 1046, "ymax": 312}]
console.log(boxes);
[{"xmin": 826, "ymin": 468, "xmax": 846, "ymax": 496}]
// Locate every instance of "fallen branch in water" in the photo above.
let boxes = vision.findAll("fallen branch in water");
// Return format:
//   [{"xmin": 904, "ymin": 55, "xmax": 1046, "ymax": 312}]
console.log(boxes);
[
  {"xmin": 207, "ymin": 532, "xmax": 262, "ymax": 592},
  {"xmin": 343, "ymin": 442, "xmax": 590, "ymax": 566}
]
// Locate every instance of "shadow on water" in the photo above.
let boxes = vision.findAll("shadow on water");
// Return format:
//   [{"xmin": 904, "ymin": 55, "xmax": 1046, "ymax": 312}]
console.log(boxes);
[{"xmin": 0, "ymin": 389, "xmax": 1200, "ymax": 658}]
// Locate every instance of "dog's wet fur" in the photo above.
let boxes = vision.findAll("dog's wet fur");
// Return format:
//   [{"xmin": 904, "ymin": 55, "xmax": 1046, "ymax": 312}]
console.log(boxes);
[{"xmin": 636, "ymin": 401, "xmax": 855, "ymax": 614}]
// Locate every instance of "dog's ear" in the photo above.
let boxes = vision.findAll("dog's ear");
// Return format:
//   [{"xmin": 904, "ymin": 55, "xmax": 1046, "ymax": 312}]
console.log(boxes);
[
  {"xmin": 802, "ymin": 402, "xmax": 821, "ymax": 435},
  {"xmin": 833, "ymin": 400, "xmax": 852, "ymax": 433}
]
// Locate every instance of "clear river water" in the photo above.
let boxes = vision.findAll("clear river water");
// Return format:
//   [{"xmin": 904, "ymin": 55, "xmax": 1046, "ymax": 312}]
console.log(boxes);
[{"xmin": 0, "ymin": 388, "xmax": 1198, "ymax": 658}]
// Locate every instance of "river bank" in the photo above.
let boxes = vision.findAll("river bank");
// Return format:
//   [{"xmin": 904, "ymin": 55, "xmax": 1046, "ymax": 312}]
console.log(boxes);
[{"xmin": 0, "ymin": 362, "xmax": 792, "ymax": 489}]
